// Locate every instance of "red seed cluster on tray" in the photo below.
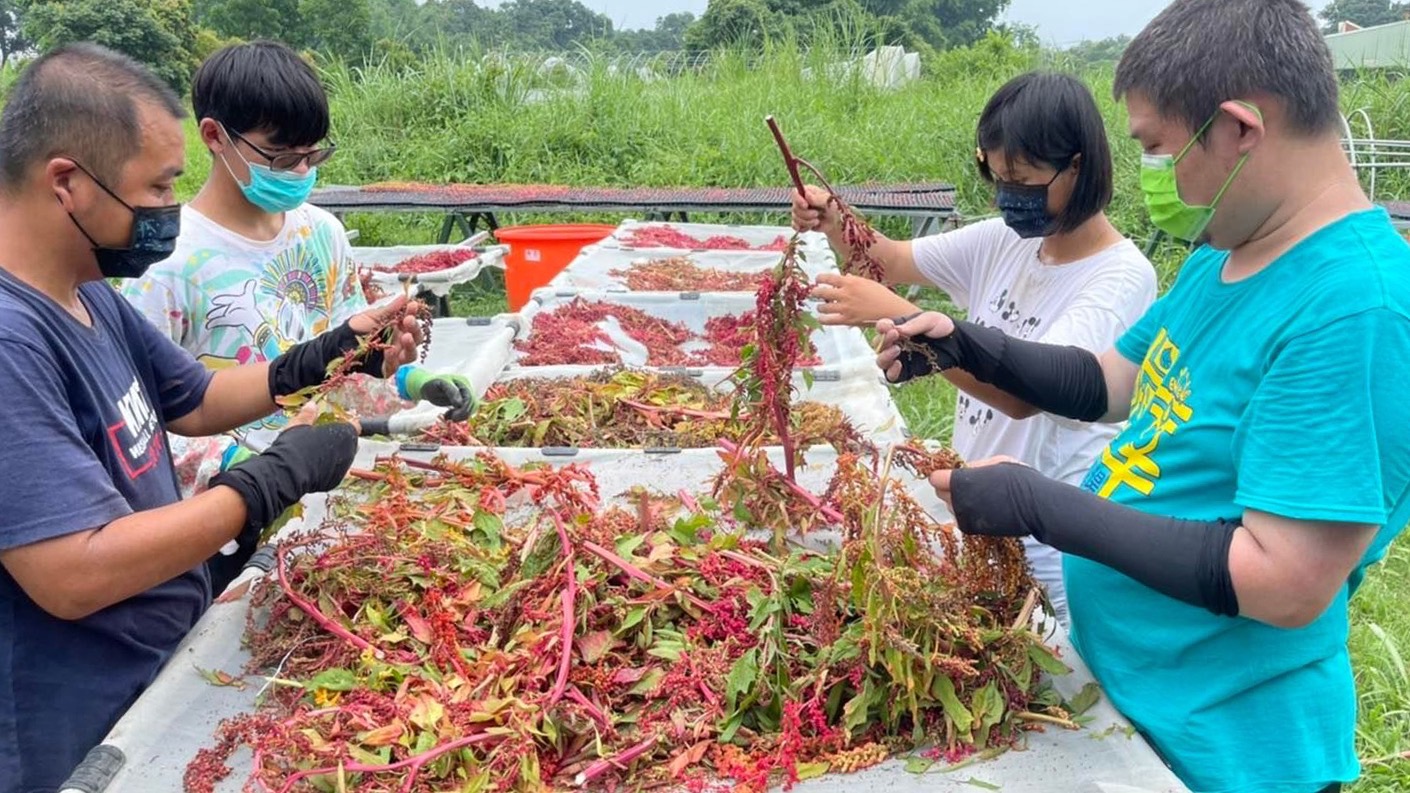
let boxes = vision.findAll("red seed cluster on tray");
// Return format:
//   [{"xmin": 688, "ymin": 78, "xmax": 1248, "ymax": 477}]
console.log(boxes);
[
  {"xmin": 515, "ymin": 298, "xmax": 818, "ymax": 368},
  {"xmin": 375, "ymin": 249, "xmax": 479, "ymax": 275},
  {"xmin": 622, "ymin": 226, "xmax": 790, "ymax": 252},
  {"xmin": 610, "ymin": 257, "xmax": 771, "ymax": 292}
]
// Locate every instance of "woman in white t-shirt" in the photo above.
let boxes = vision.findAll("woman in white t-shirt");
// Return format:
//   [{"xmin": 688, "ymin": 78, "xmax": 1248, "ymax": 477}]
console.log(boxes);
[{"xmin": 793, "ymin": 71, "xmax": 1158, "ymax": 624}]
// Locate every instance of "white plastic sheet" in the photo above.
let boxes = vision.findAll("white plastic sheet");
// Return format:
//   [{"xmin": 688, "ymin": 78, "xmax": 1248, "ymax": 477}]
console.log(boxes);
[
  {"xmin": 549, "ymin": 245, "xmax": 839, "ymax": 292},
  {"xmin": 510, "ymin": 290, "xmax": 876, "ymax": 372},
  {"xmin": 378, "ymin": 315, "xmax": 521, "ymax": 431},
  {"xmin": 354, "ymin": 242, "xmax": 507, "ymax": 298},
  {"xmin": 86, "ymin": 446, "xmax": 1187, "ymax": 793}
]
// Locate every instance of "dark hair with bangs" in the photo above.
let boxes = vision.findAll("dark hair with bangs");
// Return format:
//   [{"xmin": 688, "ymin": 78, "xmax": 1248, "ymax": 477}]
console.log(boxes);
[
  {"xmin": 192, "ymin": 40, "xmax": 329, "ymax": 148},
  {"xmin": 975, "ymin": 71, "xmax": 1113, "ymax": 234}
]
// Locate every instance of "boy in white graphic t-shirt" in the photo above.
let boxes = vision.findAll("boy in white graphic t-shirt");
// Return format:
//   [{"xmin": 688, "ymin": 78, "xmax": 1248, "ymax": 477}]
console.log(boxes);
[
  {"xmin": 793, "ymin": 72, "xmax": 1158, "ymax": 624},
  {"xmin": 123, "ymin": 41, "xmax": 475, "ymax": 592}
]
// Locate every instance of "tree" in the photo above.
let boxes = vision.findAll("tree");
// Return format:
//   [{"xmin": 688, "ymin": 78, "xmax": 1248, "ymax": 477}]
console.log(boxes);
[
  {"xmin": 496, "ymin": 0, "xmax": 612, "ymax": 49},
  {"xmin": 1065, "ymin": 34, "xmax": 1129, "ymax": 67},
  {"xmin": 300, "ymin": 0, "xmax": 371, "ymax": 62},
  {"xmin": 684, "ymin": 0, "xmax": 782, "ymax": 50},
  {"xmin": 194, "ymin": 0, "xmax": 307, "ymax": 46},
  {"xmin": 1320, "ymin": 0, "xmax": 1408, "ymax": 32},
  {"xmin": 23, "ymin": 0, "xmax": 200, "ymax": 91},
  {"xmin": 0, "ymin": 0, "xmax": 29, "ymax": 66}
]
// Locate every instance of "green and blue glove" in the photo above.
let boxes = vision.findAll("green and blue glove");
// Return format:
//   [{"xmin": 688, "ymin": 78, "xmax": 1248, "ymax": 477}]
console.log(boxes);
[{"xmin": 396, "ymin": 364, "xmax": 477, "ymax": 421}]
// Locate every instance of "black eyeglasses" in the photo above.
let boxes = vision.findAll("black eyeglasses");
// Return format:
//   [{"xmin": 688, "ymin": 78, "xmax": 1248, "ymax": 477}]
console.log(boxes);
[{"xmin": 226, "ymin": 127, "xmax": 336, "ymax": 172}]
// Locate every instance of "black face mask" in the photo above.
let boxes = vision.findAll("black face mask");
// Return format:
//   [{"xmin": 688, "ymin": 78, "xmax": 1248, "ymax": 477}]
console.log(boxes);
[
  {"xmin": 992, "ymin": 165, "xmax": 1067, "ymax": 240},
  {"xmin": 65, "ymin": 162, "xmax": 181, "ymax": 279}
]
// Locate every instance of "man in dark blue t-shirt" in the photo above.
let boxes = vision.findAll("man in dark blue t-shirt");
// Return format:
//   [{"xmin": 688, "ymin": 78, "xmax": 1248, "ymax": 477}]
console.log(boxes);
[{"xmin": 0, "ymin": 45, "xmax": 427, "ymax": 792}]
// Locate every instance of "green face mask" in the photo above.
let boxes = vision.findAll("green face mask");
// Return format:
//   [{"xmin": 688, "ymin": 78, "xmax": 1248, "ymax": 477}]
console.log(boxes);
[{"xmin": 1140, "ymin": 104, "xmax": 1259, "ymax": 242}]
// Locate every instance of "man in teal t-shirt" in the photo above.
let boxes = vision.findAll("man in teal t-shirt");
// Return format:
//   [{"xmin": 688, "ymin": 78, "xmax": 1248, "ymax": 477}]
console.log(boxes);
[{"xmin": 871, "ymin": 1, "xmax": 1410, "ymax": 792}]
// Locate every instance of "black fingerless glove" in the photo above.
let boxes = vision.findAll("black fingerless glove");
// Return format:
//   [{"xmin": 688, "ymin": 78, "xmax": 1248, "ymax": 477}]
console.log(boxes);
[
  {"xmin": 949, "ymin": 463, "xmax": 1240, "ymax": 617},
  {"xmin": 888, "ymin": 317, "xmax": 1109, "ymax": 423},
  {"xmin": 211, "ymin": 423, "xmax": 359, "ymax": 543},
  {"xmin": 267, "ymin": 323, "xmax": 387, "ymax": 399}
]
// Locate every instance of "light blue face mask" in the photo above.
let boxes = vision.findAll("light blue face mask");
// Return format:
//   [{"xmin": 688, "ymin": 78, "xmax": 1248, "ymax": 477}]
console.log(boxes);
[{"xmin": 220, "ymin": 128, "xmax": 318, "ymax": 214}]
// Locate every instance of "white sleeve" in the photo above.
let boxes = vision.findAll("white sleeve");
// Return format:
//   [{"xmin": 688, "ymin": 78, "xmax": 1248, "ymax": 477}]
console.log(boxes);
[
  {"xmin": 1036, "ymin": 247, "xmax": 1158, "ymax": 428},
  {"xmin": 909, "ymin": 219, "xmax": 1009, "ymax": 310}
]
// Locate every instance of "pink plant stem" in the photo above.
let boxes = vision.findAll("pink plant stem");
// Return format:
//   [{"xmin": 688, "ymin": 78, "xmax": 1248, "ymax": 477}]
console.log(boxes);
[
  {"xmin": 274, "ymin": 546, "xmax": 384, "ymax": 660},
  {"xmin": 573, "ymin": 735, "xmax": 659, "ymax": 786},
  {"xmin": 619, "ymin": 398, "xmax": 733, "ymax": 421},
  {"xmin": 273, "ymin": 733, "xmax": 495, "ymax": 793},
  {"xmin": 677, "ymin": 489, "xmax": 702, "ymax": 513},
  {"xmin": 566, "ymin": 686, "xmax": 610, "ymax": 729},
  {"xmin": 581, "ymin": 541, "xmax": 711, "ymax": 611},
  {"xmin": 547, "ymin": 511, "xmax": 576, "ymax": 709},
  {"xmin": 715, "ymin": 439, "xmax": 845, "ymax": 526}
]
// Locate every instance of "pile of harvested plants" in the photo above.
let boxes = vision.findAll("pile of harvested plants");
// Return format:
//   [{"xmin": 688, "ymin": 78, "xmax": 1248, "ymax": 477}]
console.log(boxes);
[
  {"xmin": 186, "ymin": 443, "xmax": 1066, "ymax": 793},
  {"xmin": 415, "ymin": 369, "xmax": 852, "ymax": 449}
]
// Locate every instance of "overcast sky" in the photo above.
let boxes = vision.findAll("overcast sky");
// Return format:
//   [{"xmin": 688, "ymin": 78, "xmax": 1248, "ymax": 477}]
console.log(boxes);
[{"xmin": 572, "ymin": 0, "xmax": 1334, "ymax": 46}]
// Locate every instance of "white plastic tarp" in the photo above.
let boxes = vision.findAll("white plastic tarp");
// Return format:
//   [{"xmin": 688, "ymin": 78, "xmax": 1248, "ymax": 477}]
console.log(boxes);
[
  {"xmin": 86, "ymin": 444, "xmax": 1188, "ymax": 793},
  {"xmin": 510, "ymin": 290, "xmax": 876, "ymax": 372},
  {"xmin": 549, "ymin": 245, "xmax": 839, "ymax": 292},
  {"xmin": 353, "ymin": 242, "xmax": 507, "ymax": 298}
]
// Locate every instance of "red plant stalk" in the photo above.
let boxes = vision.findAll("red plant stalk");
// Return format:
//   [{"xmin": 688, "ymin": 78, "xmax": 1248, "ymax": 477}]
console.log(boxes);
[
  {"xmin": 565, "ymin": 686, "xmax": 610, "ymax": 729},
  {"xmin": 548, "ymin": 511, "xmax": 576, "ymax": 709},
  {"xmin": 581, "ymin": 541, "xmax": 710, "ymax": 611},
  {"xmin": 573, "ymin": 735, "xmax": 658, "ymax": 786},
  {"xmin": 716, "ymin": 439, "xmax": 845, "ymax": 526},
  {"xmin": 274, "ymin": 545, "xmax": 384, "ymax": 660}
]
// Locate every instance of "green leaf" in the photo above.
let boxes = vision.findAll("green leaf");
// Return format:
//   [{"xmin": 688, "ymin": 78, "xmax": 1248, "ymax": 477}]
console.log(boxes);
[
  {"xmin": 413, "ymin": 730, "xmax": 436, "ymax": 755},
  {"xmin": 470, "ymin": 510, "xmax": 503, "ymax": 547},
  {"xmin": 801, "ymin": 368, "xmax": 815, "ymax": 390},
  {"xmin": 1027, "ymin": 643, "xmax": 1070, "ymax": 677},
  {"xmin": 964, "ymin": 778, "xmax": 1001, "ymax": 790},
  {"xmin": 1067, "ymin": 682, "xmax": 1102, "ymax": 716},
  {"xmin": 732, "ymin": 498, "xmax": 752, "ymax": 524},
  {"xmin": 903, "ymin": 756, "xmax": 936, "ymax": 774},
  {"xmin": 619, "ymin": 606, "xmax": 648, "ymax": 632},
  {"xmin": 796, "ymin": 761, "xmax": 830, "ymax": 780},
  {"xmin": 725, "ymin": 648, "xmax": 759, "ymax": 707},
  {"xmin": 628, "ymin": 668, "xmax": 665, "ymax": 697},
  {"xmin": 307, "ymin": 668, "xmax": 357, "ymax": 692},
  {"xmin": 718, "ymin": 709, "xmax": 746, "ymax": 743},
  {"xmin": 647, "ymin": 644, "xmax": 683, "ymax": 663},
  {"xmin": 972, "ymin": 681, "xmax": 1005, "ymax": 747},
  {"xmin": 932, "ymin": 676, "xmax": 972, "ymax": 734},
  {"xmin": 615, "ymin": 534, "xmax": 648, "ymax": 558},
  {"xmin": 842, "ymin": 677, "xmax": 874, "ymax": 735},
  {"xmin": 500, "ymin": 398, "xmax": 527, "ymax": 422}
]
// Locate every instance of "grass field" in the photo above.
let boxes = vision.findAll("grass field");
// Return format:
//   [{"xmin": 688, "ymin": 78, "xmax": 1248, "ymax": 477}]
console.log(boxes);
[{"xmin": 165, "ymin": 36, "xmax": 1410, "ymax": 789}]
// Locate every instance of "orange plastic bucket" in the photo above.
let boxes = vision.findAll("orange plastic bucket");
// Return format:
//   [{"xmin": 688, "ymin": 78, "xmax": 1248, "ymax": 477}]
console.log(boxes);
[{"xmin": 497, "ymin": 224, "xmax": 616, "ymax": 309}]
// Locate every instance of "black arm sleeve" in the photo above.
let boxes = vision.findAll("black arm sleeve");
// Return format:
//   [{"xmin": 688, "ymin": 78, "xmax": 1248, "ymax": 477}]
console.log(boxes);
[
  {"xmin": 266, "ymin": 322, "xmax": 386, "ymax": 399},
  {"xmin": 889, "ymin": 318, "xmax": 1109, "ymax": 422},
  {"xmin": 949, "ymin": 463, "xmax": 1240, "ymax": 617}
]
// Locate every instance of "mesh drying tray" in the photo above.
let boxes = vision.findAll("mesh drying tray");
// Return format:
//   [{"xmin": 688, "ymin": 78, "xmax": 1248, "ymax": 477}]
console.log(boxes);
[{"xmin": 509, "ymin": 289, "xmax": 876, "ymax": 372}]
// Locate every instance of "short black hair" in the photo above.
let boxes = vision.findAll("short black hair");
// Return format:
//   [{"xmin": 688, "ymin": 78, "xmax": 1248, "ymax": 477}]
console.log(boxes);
[
  {"xmin": 192, "ymin": 40, "xmax": 329, "ymax": 148},
  {"xmin": 975, "ymin": 71, "xmax": 1114, "ymax": 234},
  {"xmin": 0, "ymin": 43, "xmax": 185, "ymax": 192},
  {"xmin": 1114, "ymin": 0, "xmax": 1340, "ymax": 137}
]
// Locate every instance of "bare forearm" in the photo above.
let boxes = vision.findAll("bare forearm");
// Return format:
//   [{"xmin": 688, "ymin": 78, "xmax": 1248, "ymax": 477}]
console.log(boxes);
[
  {"xmin": 1228, "ymin": 513, "xmax": 1376, "ymax": 628},
  {"xmin": 942, "ymin": 369, "xmax": 1039, "ymax": 420},
  {"xmin": 825, "ymin": 229, "xmax": 926, "ymax": 286},
  {"xmin": 2, "ymin": 487, "xmax": 248, "ymax": 619},
  {"xmin": 170, "ymin": 365, "xmax": 277, "ymax": 437}
]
